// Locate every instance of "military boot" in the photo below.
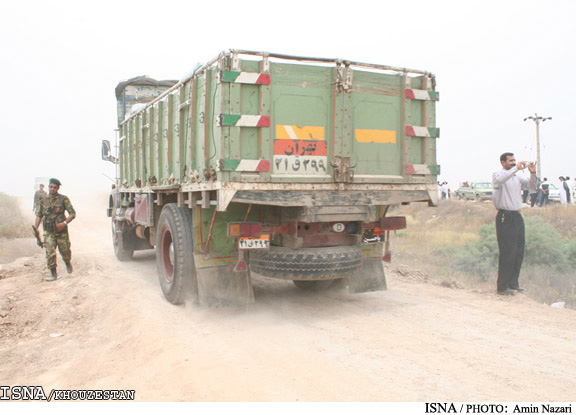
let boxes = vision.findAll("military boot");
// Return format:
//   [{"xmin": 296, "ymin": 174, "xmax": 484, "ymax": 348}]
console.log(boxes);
[
  {"xmin": 46, "ymin": 268, "xmax": 57, "ymax": 282},
  {"xmin": 65, "ymin": 262, "xmax": 73, "ymax": 274}
]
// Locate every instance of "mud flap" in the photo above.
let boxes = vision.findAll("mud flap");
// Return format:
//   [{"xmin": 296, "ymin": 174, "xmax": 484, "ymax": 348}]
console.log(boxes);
[
  {"xmin": 347, "ymin": 257, "xmax": 387, "ymax": 294},
  {"xmin": 196, "ymin": 264, "xmax": 255, "ymax": 307}
]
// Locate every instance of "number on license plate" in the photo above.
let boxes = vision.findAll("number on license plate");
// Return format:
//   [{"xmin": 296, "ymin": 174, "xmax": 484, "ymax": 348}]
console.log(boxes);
[{"xmin": 239, "ymin": 236, "xmax": 270, "ymax": 250}]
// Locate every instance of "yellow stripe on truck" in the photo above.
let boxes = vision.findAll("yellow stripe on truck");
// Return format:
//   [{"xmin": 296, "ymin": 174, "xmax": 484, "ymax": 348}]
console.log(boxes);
[
  {"xmin": 355, "ymin": 129, "xmax": 397, "ymax": 144},
  {"xmin": 276, "ymin": 125, "xmax": 325, "ymax": 140}
]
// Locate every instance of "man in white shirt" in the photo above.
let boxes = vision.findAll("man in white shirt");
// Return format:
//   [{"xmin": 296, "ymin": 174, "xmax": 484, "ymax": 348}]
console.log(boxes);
[
  {"xmin": 442, "ymin": 182, "xmax": 450, "ymax": 200},
  {"xmin": 492, "ymin": 152, "xmax": 537, "ymax": 295},
  {"xmin": 565, "ymin": 176, "xmax": 573, "ymax": 203}
]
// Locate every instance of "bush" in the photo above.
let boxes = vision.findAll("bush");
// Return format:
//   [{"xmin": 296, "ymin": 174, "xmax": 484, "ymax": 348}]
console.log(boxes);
[
  {"xmin": 454, "ymin": 215, "xmax": 572, "ymax": 277},
  {"xmin": 454, "ymin": 224, "xmax": 498, "ymax": 280},
  {"xmin": 524, "ymin": 216, "xmax": 568, "ymax": 269},
  {"xmin": 564, "ymin": 239, "xmax": 576, "ymax": 269}
]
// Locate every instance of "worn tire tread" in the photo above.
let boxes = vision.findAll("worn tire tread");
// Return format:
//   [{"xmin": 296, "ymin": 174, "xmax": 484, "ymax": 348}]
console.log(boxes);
[
  {"xmin": 250, "ymin": 246, "xmax": 362, "ymax": 279},
  {"xmin": 156, "ymin": 204, "xmax": 197, "ymax": 305}
]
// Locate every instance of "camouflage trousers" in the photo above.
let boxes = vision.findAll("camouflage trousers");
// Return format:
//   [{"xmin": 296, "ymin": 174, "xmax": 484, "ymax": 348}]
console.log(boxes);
[{"xmin": 43, "ymin": 230, "xmax": 72, "ymax": 270}]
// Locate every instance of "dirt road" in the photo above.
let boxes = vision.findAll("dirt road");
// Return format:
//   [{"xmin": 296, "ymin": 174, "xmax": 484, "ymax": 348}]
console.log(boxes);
[{"xmin": 1, "ymin": 195, "xmax": 575, "ymax": 401}]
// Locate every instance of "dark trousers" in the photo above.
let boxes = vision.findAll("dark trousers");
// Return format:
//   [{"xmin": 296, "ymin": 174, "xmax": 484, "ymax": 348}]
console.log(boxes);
[
  {"xmin": 529, "ymin": 192, "xmax": 538, "ymax": 207},
  {"xmin": 496, "ymin": 210, "xmax": 525, "ymax": 291}
]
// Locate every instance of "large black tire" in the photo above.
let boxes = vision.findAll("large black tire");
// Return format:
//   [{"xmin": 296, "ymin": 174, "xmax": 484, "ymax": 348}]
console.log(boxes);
[
  {"xmin": 112, "ymin": 220, "xmax": 134, "ymax": 262},
  {"xmin": 250, "ymin": 246, "xmax": 362, "ymax": 280},
  {"xmin": 156, "ymin": 204, "xmax": 197, "ymax": 305}
]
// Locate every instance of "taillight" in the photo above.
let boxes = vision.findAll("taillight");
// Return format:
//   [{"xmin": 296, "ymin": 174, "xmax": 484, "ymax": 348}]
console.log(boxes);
[
  {"xmin": 228, "ymin": 222, "xmax": 262, "ymax": 238},
  {"xmin": 380, "ymin": 216, "xmax": 407, "ymax": 231},
  {"xmin": 362, "ymin": 223, "xmax": 385, "ymax": 244}
]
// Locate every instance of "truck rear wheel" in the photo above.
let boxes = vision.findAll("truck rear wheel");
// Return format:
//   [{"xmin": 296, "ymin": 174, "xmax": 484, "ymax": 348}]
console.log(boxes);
[
  {"xmin": 112, "ymin": 220, "xmax": 134, "ymax": 262},
  {"xmin": 250, "ymin": 246, "xmax": 362, "ymax": 280},
  {"xmin": 156, "ymin": 204, "xmax": 198, "ymax": 305}
]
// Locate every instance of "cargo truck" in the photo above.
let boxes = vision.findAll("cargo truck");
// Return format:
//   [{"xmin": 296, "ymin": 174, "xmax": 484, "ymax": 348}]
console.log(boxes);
[{"xmin": 102, "ymin": 50, "xmax": 440, "ymax": 306}]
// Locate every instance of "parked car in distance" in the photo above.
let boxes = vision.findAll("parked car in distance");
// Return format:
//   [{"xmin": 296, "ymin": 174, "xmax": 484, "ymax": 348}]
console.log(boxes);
[
  {"xmin": 547, "ymin": 183, "xmax": 560, "ymax": 203},
  {"xmin": 456, "ymin": 182, "xmax": 493, "ymax": 201}
]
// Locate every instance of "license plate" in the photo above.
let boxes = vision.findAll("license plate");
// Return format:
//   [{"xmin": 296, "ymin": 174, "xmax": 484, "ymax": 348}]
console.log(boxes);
[
  {"xmin": 239, "ymin": 235, "xmax": 270, "ymax": 250},
  {"xmin": 362, "ymin": 235, "xmax": 384, "ymax": 244}
]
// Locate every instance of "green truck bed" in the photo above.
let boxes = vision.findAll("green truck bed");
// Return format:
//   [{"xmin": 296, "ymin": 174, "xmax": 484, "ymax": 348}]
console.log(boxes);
[{"xmin": 116, "ymin": 50, "xmax": 439, "ymax": 206}]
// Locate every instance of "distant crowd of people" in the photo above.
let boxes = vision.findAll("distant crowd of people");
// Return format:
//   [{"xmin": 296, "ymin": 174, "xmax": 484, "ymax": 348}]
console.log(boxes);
[
  {"xmin": 437, "ymin": 181, "xmax": 451, "ymax": 200},
  {"xmin": 441, "ymin": 176, "xmax": 575, "ymax": 207},
  {"xmin": 523, "ymin": 176, "xmax": 574, "ymax": 207}
]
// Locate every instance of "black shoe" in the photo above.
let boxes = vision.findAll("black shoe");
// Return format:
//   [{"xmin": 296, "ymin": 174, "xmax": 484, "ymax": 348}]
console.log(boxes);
[
  {"xmin": 510, "ymin": 287, "xmax": 525, "ymax": 292},
  {"xmin": 497, "ymin": 288, "xmax": 515, "ymax": 295},
  {"xmin": 46, "ymin": 268, "xmax": 57, "ymax": 282},
  {"xmin": 65, "ymin": 262, "xmax": 73, "ymax": 274}
]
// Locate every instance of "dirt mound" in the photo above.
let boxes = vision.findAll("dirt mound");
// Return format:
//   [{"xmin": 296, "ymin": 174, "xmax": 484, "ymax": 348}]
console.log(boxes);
[{"xmin": 0, "ymin": 255, "xmax": 101, "ymax": 343}]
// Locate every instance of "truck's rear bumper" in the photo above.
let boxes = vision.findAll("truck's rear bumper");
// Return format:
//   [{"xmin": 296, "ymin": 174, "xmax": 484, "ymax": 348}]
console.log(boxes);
[{"xmin": 117, "ymin": 181, "xmax": 438, "ymax": 210}]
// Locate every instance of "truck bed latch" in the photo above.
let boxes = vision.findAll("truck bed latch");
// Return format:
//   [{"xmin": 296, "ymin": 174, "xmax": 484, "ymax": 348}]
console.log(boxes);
[{"xmin": 331, "ymin": 156, "xmax": 356, "ymax": 183}]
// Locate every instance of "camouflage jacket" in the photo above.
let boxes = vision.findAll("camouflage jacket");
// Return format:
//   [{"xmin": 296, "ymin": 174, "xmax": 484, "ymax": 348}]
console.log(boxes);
[
  {"xmin": 36, "ymin": 194, "xmax": 76, "ymax": 233},
  {"xmin": 33, "ymin": 189, "xmax": 47, "ymax": 210}
]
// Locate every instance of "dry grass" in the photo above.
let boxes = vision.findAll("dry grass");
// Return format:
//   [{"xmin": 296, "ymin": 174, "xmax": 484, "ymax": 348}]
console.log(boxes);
[
  {"xmin": 391, "ymin": 200, "xmax": 493, "ymax": 262},
  {"xmin": 389, "ymin": 200, "xmax": 576, "ymax": 308},
  {"xmin": 523, "ymin": 204, "xmax": 576, "ymax": 240}
]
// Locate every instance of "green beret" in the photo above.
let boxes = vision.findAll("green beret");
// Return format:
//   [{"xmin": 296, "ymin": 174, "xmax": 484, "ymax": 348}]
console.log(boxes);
[{"xmin": 49, "ymin": 178, "xmax": 62, "ymax": 186}]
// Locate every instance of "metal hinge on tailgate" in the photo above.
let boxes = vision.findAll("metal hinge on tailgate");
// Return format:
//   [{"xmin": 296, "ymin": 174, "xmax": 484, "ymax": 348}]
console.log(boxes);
[
  {"xmin": 335, "ymin": 61, "xmax": 353, "ymax": 92},
  {"xmin": 331, "ymin": 156, "xmax": 356, "ymax": 183}
]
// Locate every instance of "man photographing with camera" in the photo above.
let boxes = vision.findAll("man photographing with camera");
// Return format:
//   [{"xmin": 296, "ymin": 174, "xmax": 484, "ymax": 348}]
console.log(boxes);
[{"xmin": 492, "ymin": 153, "xmax": 537, "ymax": 295}]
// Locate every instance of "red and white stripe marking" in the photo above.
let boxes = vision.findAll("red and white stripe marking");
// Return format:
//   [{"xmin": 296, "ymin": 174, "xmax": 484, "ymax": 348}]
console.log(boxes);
[
  {"xmin": 235, "ymin": 115, "xmax": 270, "ymax": 127},
  {"xmin": 405, "ymin": 89, "xmax": 438, "ymax": 101},
  {"xmin": 405, "ymin": 126, "xmax": 439, "ymax": 137},
  {"xmin": 235, "ymin": 72, "xmax": 270, "ymax": 84},
  {"xmin": 235, "ymin": 159, "xmax": 270, "ymax": 171}
]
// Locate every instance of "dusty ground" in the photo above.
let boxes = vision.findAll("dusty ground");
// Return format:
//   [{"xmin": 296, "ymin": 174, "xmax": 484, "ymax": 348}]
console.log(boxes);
[{"xmin": 0, "ymin": 195, "xmax": 575, "ymax": 402}]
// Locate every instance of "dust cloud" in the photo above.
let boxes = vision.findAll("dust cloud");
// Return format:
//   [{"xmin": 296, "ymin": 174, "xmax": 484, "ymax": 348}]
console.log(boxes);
[{"xmin": 0, "ymin": 193, "xmax": 575, "ymax": 401}]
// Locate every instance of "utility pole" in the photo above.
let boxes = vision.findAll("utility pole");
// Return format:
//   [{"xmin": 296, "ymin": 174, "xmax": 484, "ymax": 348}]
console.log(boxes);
[{"xmin": 523, "ymin": 113, "xmax": 551, "ymax": 178}]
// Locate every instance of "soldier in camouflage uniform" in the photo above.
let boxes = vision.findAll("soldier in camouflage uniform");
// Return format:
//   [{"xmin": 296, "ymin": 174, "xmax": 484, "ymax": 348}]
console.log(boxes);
[
  {"xmin": 33, "ymin": 178, "xmax": 76, "ymax": 281},
  {"xmin": 33, "ymin": 184, "xmax": 47, "ymax": 212}
]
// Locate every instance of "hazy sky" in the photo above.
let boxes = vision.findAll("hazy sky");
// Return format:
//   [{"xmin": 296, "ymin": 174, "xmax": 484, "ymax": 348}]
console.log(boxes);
[{"xmin": 1, "ymin": 0, "xmax": 574, "ymax": 196}]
